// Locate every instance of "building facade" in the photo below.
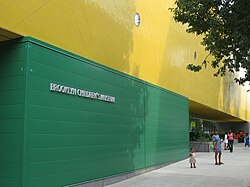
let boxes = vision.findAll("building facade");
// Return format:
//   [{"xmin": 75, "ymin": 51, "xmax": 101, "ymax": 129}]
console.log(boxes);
[{"xmin": 0, "ymin": 1, "xmax": 249, "ymax": 187}]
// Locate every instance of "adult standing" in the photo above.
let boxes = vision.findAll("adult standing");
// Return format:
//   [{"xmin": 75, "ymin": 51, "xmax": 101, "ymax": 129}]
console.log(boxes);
[
  {"xmin": 212, "ymin": 130, "xmax": 224, "ymax": 165},
  {"xmin": 245, "ymin": 133, "xmax": 249, "ymax": 147},
  {"xmin": 228, "ymin": 130, "xmax": 234, "ymax": 153}
]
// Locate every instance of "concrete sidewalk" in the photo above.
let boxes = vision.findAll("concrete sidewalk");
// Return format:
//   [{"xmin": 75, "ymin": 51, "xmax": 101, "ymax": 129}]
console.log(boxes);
[{"xmin": 108, "ymin": 143, "xmax": 250, "ymax": 187}]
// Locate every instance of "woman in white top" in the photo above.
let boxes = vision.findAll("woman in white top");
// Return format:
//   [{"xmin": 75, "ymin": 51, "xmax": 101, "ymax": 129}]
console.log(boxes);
[{"xmin": 224, "ymin": 132, "xmax": 228, "ymax": 150}]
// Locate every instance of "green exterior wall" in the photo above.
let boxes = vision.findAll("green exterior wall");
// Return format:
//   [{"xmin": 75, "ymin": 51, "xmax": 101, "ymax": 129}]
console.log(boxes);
[
  {"xmin": 145, "ymin": 86, "xmax": 189, "ymax": 167},
  {"xmin": 0, "ymin": 37, "xmax": 189, "ymax": 187},
  {"xmin": 0, "ymin": 41, "xmax": 27, "ymax": 187}
]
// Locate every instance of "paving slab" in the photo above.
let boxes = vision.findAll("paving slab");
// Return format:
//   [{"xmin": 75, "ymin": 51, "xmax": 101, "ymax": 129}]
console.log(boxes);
[{"xmin": 108, "ymin": 143, "xmax": 250, "ymax": 187}]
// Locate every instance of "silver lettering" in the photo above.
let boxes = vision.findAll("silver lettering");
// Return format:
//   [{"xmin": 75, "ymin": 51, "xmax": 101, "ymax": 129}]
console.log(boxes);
[
  {"xmin": 50, "ymin": 83, "xmax": 56, "ymax": 91},
  {"xmin": 50, "ymin": 83, "xmax": 115, "ymax": 103},
  {"xmin": 77, "ymin": 89, "xmax": 81, "ymax": 96},
  {"xmin": 72, "ymin": 88, "xmax": 77, "ymax": 95}
]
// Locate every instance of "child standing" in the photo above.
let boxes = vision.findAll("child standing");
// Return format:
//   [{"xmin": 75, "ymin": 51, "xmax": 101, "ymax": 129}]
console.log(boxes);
[
  {"xmin": 224, "ymin": 132, "xmax": 228, "ymax": 150},
  {"xmin": 245, "ymin": 133, "xmax": 249, "ymax": 147},
  {"xmin": 189, "ymin": 148, "xmax": 196, "ymax": 168}
]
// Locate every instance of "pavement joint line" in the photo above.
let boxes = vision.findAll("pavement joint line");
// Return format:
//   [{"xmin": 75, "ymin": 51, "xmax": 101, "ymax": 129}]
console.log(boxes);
[
  {"xmin": 241, "ymin": 173, "xmax": 250, "ymax": 187},
  {"xmin": 107, "ymin": 143, "xmax": 250, "ymax": 187}
]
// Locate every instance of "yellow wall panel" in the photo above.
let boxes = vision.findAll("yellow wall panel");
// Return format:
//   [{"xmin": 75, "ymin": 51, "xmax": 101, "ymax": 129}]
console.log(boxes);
[{"xmin": 0, "ymin": 0, "xmax": 249, "ymax": 121}]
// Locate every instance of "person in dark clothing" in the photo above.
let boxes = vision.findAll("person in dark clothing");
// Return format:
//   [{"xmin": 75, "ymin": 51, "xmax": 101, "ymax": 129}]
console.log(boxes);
[{"xmin": 245, "ymin": 133, "xmax": 249, "ymax": 147}]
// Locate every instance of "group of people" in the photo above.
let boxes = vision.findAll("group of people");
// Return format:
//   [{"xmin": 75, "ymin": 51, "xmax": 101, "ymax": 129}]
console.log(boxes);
[
  {"xmin": 189, "ymin": 130, "xmax": 250, "ymax": 168},
  {"xmin": 224, "ymin": 130, "xmax": 250, "ymax": 149},
  {"xmin": 235, "ymin": 130, "xmax": 248, "ymax": 143}
]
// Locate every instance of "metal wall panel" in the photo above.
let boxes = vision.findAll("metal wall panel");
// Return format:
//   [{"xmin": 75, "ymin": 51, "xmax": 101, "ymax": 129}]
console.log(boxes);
[
  {"xmin": 145, "ymin": 86, "xmax": 189, "ymax": 167},
  {"xmin": 26, "ymin": 41, "xmax": 146, "ymax": 187},
  {"xmin": 0, "ymin": 0, "xmax": 249, "ymax": 122},
  {"xmin": 0, "ymin": 42, "xmax": 27, "ymax": 187},
  {"xmin": 0, "ymin": 38, "xmax": 189, "ymax": 187}
]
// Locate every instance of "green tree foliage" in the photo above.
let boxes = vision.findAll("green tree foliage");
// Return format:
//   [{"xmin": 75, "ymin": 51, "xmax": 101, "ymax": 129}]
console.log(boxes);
[{"xmin": 170, "ymin": 0, "xmax": 250, "ymax": 87}]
